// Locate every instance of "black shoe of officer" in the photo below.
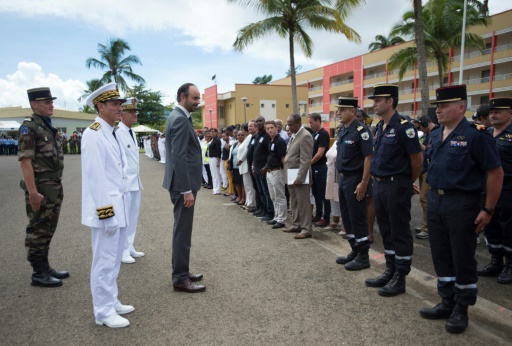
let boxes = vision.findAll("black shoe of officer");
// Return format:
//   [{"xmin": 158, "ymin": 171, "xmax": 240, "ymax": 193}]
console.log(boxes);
[
  {"xmin": 378, "ymin": 272, "xmax": 406, "ymax": 297},
  {"xmin": 477, "ymin": 254, "xmax": 504, "ymax": 277},
  {"xmin": 420, "ymin": 299, "xmax": 455, "ymax": 319},
  {"xmin": 31, "ymin": 262, "xmax": 62, "ymax": 287},
  {"xmin": 345, "ymin": 253, "xmax": 371, "ymax": 271},
  {"xmin": 365, "ymin": 266, "xmax": 395, "ymax": 287},
  {"xmin": 43, "ymin": 256, "xmax": 70, "ymax": 279},
  {"xmin": 336, "ymin": 251, "xmax": 357, "ymax": 265},
  {"xmin": 497, "ymin": 262, "xmax": 512, "ymax": 284},
  {"xmin": 445, "ymin": 304, "xmax": 468, "ymax": 334}
]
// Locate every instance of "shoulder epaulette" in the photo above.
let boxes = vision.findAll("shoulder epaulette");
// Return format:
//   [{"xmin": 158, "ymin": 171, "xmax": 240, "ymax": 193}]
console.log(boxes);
[
  {"xmin": 24, "ymin": 117, "xmax": 33, "ymax": 122},
  {"xmin": 471, "ymin": 123, "xmax": 486, "ymax": 131},
  {"xmin": 400, "ymin": 119, "xmax": 409, "ymax": 125},
  {"xmin": 357, "ymin": 125, "xmax": 364, "ymax": 132},
  {"xmin": 89, "ymin": 122, "xmax": 101, "ymax": 131}
]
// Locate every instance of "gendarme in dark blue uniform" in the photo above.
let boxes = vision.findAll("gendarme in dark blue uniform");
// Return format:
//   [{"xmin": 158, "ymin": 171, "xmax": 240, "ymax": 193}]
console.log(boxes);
[
  {"xmin": 335, "ymin": 97, "xmax": 374, "ymax": 271},
  {"xmin": 420, "ymin": 85, "xmax": 502, "ymax": 334}
]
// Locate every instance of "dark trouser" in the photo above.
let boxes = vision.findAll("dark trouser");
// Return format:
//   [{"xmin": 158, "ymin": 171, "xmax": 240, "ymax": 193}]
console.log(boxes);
[
  {"xmin": 312, "ymin": 165, "xmax": 331, "ymax": 223},
  {"xmin": 254, "ymin": 172, "xmax": 274, "ymax": 215},
  {"xmin": 374, "ymin": 177, "xmax": 413, "ymax": 275},
  {"xmin": 484, "ymin": 191, "xmax": 512, "ymax": 258},
  {"xmin": 204, "ymin": 164, "xmax": 212, "ymax": 185},
  {"xmin": 169, "ymin": 190, "xmax": 197, "ymax": 285},
  {"xmin": 428, "ymin": 190, "xmax": 479, "ymax": 306},
  {"xmin": 250, "ymin": 170, "xmax": 264, "ymax": 210},
  {"xmin": 24, "ymin": 180, "xmax": 63, "ymax": 264},
  {"xmin": 338, "ymin": 173, "xmax": 369, "ymax": 250}
]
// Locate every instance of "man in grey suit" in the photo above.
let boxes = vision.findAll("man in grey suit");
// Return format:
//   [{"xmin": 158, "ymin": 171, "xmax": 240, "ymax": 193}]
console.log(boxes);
[
  {"xmin": 163, "ymin": 83, "xmax": 205, "ymax": 293},
  {"xmin": 283, "ymin": 114, "xmax": 314, "ymax": 239}
]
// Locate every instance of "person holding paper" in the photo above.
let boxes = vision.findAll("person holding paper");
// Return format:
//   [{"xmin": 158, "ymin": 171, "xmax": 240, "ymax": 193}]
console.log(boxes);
[{"xmin": 283, "ymin": 114, "xmax": 314, "ymax": 239}]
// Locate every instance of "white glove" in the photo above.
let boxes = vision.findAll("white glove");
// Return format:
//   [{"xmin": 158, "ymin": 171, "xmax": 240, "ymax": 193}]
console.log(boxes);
[{"xmin": 104, "ymin": 217, "xmax": 118, "ymax": 236}]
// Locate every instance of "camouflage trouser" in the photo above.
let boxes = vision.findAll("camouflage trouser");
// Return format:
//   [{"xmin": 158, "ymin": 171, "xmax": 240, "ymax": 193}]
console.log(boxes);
[{"xmin": 24, "ymin": 180, "xmax": 63, "ymax": 264}]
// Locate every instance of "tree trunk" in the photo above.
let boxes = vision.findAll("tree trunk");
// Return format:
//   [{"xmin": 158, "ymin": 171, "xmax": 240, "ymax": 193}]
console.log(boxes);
[
  {"xmin": 437, "ymin": 59, "xmax": 444, "ymax": 87},
  {"xmin": 413, "ymin": 0, "xmax": 430, "ymax": 116},
  {"xmin": 289, "ymin": 31, "xmax": 299, "ymax": 115}
]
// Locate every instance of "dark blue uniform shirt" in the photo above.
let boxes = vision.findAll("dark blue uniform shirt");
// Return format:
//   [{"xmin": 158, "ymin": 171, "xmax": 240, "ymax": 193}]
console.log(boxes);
[
  {"xmin": 426, "ymin": 119, "xmax": 501, "ymax": 192},
  {"xmin": 370, "ymin": 112, "xmax": 422, "ymax": 177},
  {"xmin": 336, "ymin": 119, "xmax": 373, "ymax": 174},
  {"xmin": 490, "ymin": 123, "xmax": 512, "ymax": 190}
]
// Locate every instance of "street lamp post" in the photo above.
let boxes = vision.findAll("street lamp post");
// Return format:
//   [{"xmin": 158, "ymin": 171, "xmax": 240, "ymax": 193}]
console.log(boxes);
[
  {"xmin": 241, "ymin": 97, "xmax": 248, "ymax": 123},
  {"xmin": 208, "ymin": 109, "xmax": 212, "ymax": 128}
]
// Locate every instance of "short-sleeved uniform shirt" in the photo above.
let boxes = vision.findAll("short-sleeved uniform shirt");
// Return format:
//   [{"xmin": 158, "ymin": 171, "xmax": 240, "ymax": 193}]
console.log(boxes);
[
  {"xmin": 253, "ymin": 132, "xmax": 271, "ymax": 172},
  {"xmin": 426, "ymin": 119, "xmax": 501, "ymax": 192},
  {"xmin": 266, "ymin": 135, "xmax": 287, "ymax": 169},
  {"xmin": 491, "ymin": 124, "xmax": 512, "ymax": 190},
  {"xmin": 336, "ymin": 119, "xmax": 373, "ymax": 174},
  {"xmin": 312, "ymin": 127, "xmax": 330, "ymax": 168},
  {"xmin": 371, "ymin": 112, "xmax": 421, "ymax": 177},
  {"xmin": 17, "ymin": 114, "xmax": 64, "ymax": 178}
]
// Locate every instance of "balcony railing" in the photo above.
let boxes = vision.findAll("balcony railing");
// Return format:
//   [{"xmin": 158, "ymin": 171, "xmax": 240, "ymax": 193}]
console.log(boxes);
[
  {"xmin": 364, "ymin": 71, "xmax": 387, "ymax": 80},
  {"xmin": 331, "ymin": 79, "xmax": 353, "ymax": 87},
  {"xmin": 309, "ymin": 102, "xmax": 322, "ymax": 107},
  {"xmin": 451, "ymin": 43, "xmax": 512, "ymax": 61},
  {"xmin": 494, "ymin": 73, "xmax": 512, "ymax": 81},
  {"xmin": 309, "ymin": 85, "xmax": 322, "ymax": 91},
  {"xmin": 399, "ymin": 88, "xmax": 416, "ymax": 95}
]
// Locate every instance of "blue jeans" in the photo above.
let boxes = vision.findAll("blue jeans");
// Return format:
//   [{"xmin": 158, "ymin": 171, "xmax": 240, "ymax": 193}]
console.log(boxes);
[{"xmin": 312, "ymin": 165, "xmax": 330, "ymax": 223}]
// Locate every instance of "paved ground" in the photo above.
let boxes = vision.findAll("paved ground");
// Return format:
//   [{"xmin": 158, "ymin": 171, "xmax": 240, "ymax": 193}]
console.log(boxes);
[{"xmin": 0, "ymin": 154, "xmax": 511, "ymax": 345}]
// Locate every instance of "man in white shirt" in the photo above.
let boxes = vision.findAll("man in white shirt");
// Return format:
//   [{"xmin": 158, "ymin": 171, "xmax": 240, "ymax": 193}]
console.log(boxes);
[{"xmin": 117, "ymin": 98, "xmax": 145, "ymax": 264}]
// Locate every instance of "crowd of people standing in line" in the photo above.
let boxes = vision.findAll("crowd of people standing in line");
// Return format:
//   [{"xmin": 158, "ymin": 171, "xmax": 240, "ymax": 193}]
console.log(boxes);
[{"xmin": 0, "ymin": 135, "xmax": 18, "ymax": 155}]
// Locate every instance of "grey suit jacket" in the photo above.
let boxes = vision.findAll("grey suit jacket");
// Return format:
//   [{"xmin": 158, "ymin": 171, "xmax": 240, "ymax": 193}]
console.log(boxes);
[
  {"xmin": 284, "ymin": 127, "xmax": 314, "ymax": 184},
  {"xmin": 162, "ymin": 107, "xmax": 202, "ymax": 192}
]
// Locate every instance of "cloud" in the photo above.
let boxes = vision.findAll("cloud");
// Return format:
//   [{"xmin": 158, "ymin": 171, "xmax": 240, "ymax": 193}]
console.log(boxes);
[{"xmin": 0, "ymin": 62, "xmax": 85, "ymax": 109}]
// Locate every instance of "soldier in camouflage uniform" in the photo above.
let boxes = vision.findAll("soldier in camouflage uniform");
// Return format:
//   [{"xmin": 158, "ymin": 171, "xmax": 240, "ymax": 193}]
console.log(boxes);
[
  {"xmin": 62, "ymin": 135, "xmax": 68, "ymax": 155},
  {"xmin": 18, "ymin": 87, "xmax": 69, "ymax": 287}
]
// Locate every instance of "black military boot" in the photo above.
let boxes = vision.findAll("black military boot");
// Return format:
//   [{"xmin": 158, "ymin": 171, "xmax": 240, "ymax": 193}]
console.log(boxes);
[
  {"xmin": 378, "ymin": 272, "xmax": 406, "ymax": 297},
  {"xmin": 365, "ymin": 265, "xmax": 395, "ymax": 287},
  {"xmin": 420, "ymin": 298, "xmax": 455, "ymax": 319},
  {"xmin": 31, "ymin": 261, "xmax": 63, "ymax": 287},
  {"xmin": 43, "ymin": 255, "xmax": 70, "ymax": 279},
  {"xmin": 345, "ymin": 245, "xmax": 371, "ymax": 271},
  {"xmin": 477, "ymin": 253, "xmax": 504, "ymax": 277},
  {"xmin": 445, "ymin": 304, "xmax": 469, "ymax": 333},
  {"xmin": 498, "ymin": 257, "xmax": 512, "ymax": 284},
  {"xmin": 336, "ymin": 250, "xmax": 357, "ymax": 265}
]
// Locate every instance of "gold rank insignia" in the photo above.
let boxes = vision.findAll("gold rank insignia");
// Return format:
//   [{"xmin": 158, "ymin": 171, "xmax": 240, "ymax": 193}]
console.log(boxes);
[
  {"xmin": 96, "ymin": 204, "xmax": 115, "ymax": 219},
  {"xmin": 357, "ymin": 126, "xmax": 363, "ymax": 131},
  {"xmin": 471, "ymin": 123, "xmax": 486, "ymax": 131},
  {"xmin": 400, "ymin": 119, "xmax": 408, "ymax": 125},
  {"xmin": 89, "ymin": 122, "xmax": 101, "ymax": 131}
]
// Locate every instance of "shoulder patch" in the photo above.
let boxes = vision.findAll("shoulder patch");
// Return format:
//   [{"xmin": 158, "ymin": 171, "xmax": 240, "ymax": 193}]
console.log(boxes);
[
  {"xmin": 89, "ymin": 122, "xmax": 101, "ymax": 131},
  {"xmin": 471, "ymin": 123, "xmax": 486, "ymax": 131},
  {"xmin": 406, "ymin": 128, "xmax": 416, "ymax": 138},
  {"xmin": 20, "ymin": 126, "xmax": 29, "ymax": 135},
  {"xmin": 24, "ymin": 117, "xmax": 33, "ymax": 122},
  {"xmin": 357, "ymin": 126, "xmax": 364, "ymax": 132},
  {"xmin": 361, "ymin": 131, "xmax": 370, "ymax": 141},
  {"xmin": 400, "ymin": 119, "xmax": 409, "ymax": 125}
]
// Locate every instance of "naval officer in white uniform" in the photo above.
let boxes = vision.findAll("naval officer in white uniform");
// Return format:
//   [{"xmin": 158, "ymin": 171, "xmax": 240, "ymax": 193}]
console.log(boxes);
[
  {"xmin": 81, "ymin": 82, "xmax": 134, "ymax": 328},
  {"xmin": 117, "ymin": 97, "xmax": 145, "ymax": 264}
]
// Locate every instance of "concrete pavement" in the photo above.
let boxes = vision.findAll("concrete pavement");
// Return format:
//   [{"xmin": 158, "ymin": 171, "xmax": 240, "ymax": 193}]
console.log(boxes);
[{"xmin": 0, "ymin": 153, "xmax": 511, "ymax": 345}]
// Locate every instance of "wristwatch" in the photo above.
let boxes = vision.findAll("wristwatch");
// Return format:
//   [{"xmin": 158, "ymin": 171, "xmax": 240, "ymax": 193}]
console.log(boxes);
[{"xmin": 482, "ymin": 207, "xmax": 495, "ymax": 216}]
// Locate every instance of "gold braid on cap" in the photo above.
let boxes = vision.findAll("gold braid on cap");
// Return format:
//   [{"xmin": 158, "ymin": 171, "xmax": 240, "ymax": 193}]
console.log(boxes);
[
  {"xmin": 96, "ymin": 204, "xmax": 115, "ymax": 219},
  {"xmin": 93, "ymin": 90, "xmax": 120, "ymax": 105}
]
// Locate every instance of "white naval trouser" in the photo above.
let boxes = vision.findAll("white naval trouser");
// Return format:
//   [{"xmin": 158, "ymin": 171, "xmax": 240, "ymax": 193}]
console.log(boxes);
[
  {"xmin": 90, "ymin": 226, "xmax": 127, "ymax": 321},
  {"xmin": 209, "ymin": 157, "xmax": 221, "ymax": 193},
  {"xmin": 242, "ymin": 172, "xmax": 256, "ymax": 207},
  {"xmin": 123, "ymin": 190, "xmax": 141, "ymax": 258}
]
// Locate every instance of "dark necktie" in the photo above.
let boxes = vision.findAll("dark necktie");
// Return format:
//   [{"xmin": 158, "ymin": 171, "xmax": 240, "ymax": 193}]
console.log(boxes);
[
  {"xmin": 112, "ymin": 130, "xmax": 117, "ymax": 139},
  {"xmin": 188, "ymin": 116, "xmax": 193, "ymax": 125},
  {"xmin": 129, "ymin": 129, "xmax": 135, "ymax": 143}
]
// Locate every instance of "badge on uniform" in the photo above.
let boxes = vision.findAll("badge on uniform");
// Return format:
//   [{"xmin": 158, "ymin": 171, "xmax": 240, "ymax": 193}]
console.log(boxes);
[
  {"xmin": 406, "ymin": 128, "xmax": 416, "ymax": 139},
  {"xmin": 344, "ymin": 140, "xmax": 355, "ymax": 144},
  {"xmin": 361, "ymin": 132, "xmax": 370, "ymax": 141},
  {"xmin": 506, "ymin": 134, "xmax": 512, "ymax": 138},
  {"xmin": 21, "ymin": 126, "xmax": 29, "ymax": 135},
  {"xmin": 271, "ymin": 143, "xmax": 275, "ymax": 150},
  {"xmin": 251, "ymin": 139, "xmax": 255, "ymax": 145},
  {"xmin": 315, "ymin": 134, "xmax": 319, "ymax": 140},
  {"xmin": 450, "ymin": 141, "xmax": 467, "ymax": 147},
  {"xmin": 259, "ymin": 137, "xmax": 263, "ymax": 143}
]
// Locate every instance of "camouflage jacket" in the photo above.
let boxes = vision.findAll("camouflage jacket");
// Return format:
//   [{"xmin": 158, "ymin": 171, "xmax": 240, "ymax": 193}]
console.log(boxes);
[{"xmin": 18, "ymin": 114, "xmax": 64, "ymax": 180}]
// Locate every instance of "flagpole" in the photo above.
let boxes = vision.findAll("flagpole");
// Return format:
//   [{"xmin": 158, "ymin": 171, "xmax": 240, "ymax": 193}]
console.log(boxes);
[{"xmin": 459, "ymin": 0, "xmax": 467, "ymax": 85}]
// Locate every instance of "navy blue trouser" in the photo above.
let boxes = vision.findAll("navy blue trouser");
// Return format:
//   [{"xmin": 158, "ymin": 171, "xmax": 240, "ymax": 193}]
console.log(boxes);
[
  {"xmin": 312, "ymin": 165, "xmax": 331, "ymax": 223},
  {"xmin": 254, "ymin": 172, "xmax": 274, "ymax": 215}
]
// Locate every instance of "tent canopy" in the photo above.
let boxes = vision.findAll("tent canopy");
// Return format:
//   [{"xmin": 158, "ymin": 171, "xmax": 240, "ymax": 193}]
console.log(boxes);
[
  {"xmin": 132, "ymin": 124, "xmax": 158, "ymax": 133},
  {"xmin": 0, "ymin": 120, "xmax": 22, "ymax": 131}
]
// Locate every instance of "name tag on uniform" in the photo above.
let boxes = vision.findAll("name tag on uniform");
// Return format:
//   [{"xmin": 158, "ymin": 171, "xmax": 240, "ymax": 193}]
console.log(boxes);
[
  {"xmin": 251, "ymin": 139, "xmax": 255, "ymax": 145},
  {"xmin": 344, "ymin": 140, "xmax": 354, "ymax": 144},
  {"xmin": 385, "ymin": 134, "xmax": 396, "ymax": 138},
  {"xmin": 315, "ymin": 134, "xmax": 319, "ymax": 140},
  {"xmin": 259, "ymin": 138, "xmax": 263, "ymax": 143},
  {"xmin": 271, "ymin": 143, "xmax": 275, "ymax": 150},
  {"xmin": 450, "ymin": 141, "xmax": 467, "ymax": 147}
]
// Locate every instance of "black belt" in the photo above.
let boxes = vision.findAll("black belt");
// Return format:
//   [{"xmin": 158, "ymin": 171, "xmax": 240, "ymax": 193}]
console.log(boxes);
[
  {"xmin": 373, "ymin": 175, "xmax": 408, "ymax": 182},
  {"xmin": 338, "ymin": 171, "xmax": 362, "ymax": 177},
  {"xmin": 431, "ymin": 188, "xmax": 478, "ymax": 196}
]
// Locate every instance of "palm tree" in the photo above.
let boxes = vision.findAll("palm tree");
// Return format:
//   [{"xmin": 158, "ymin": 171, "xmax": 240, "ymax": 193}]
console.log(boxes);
[
  {"xmin": 389, "ymin": 0, "xmax": 489, "ymax": 87},
  {"xmin": 229, "ymin": 0, "xmax": 365, "ymax": 114},
  {"xmin": 85, "ymin": 37, "xmax": 145, "ymax": 94},
  {"xmin": 413, "ymin": 0, "xmax": 429, "ymax": 116},
  {"xmin": 77, "ymin": 78, "xmax": 104, "ymax": 102},
  {"xmin": 368, "ymin": 34, "xmax": 405, "ymax": 52}
]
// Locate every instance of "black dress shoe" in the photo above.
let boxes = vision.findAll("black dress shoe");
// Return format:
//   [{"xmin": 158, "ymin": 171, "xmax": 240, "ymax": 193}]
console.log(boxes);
[
  {"xmin": 188, "ymin": 273, "xmax": 203, "ymax": 282},
  {"xmin": 266, "ymin": 220, "xmax": 277, "ymax": 225},
  {"xmin": 272, "ymin": 222, "xmax": 286, "ymax": 229},
  {"xmin": 173, "ymin": 279, "xmax": 206, "ymax": 293},
  {"xmin": 247, "ymin": 207, "xmax": 257, "ymax": 213}
]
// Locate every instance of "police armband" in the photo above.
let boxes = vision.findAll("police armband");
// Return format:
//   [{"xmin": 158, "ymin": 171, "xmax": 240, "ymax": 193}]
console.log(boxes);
[{"xmin": 96, "ymin": 204, "xmax": 115, "ymax": 219}]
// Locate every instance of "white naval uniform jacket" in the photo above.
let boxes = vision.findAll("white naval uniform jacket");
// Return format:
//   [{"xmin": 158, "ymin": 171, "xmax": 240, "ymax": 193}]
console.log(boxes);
[
  {"xmin": 81, "ymin": 116, "xmax": 128, "ymax": 229},
  {"xmin": 116, "ymin": 122, "xmax": 143, "ymax": 192}
]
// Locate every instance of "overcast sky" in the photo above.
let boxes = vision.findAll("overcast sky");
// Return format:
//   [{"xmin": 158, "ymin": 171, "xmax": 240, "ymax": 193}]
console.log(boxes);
[{"xmin": 0, "ymin": 0, "xmax": 510, "ymax": 110}]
